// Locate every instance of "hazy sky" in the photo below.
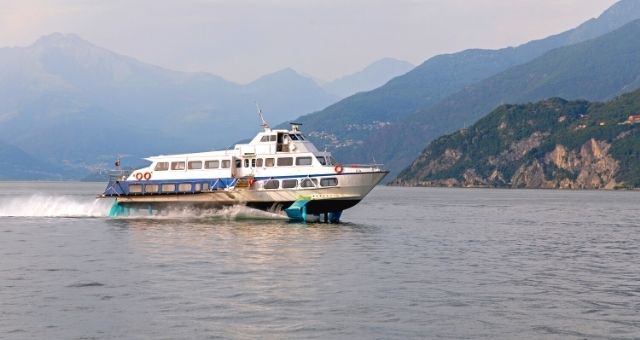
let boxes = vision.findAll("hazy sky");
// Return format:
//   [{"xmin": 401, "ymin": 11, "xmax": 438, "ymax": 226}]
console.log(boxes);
[{"xmin": 0, "ymin": 0, "xmax": 618, "ymax": 83}]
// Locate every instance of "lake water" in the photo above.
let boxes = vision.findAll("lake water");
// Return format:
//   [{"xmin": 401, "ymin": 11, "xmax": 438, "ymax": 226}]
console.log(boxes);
[{"xmin": 1, "ymin": 182, "xmax": 639, "ymax": 339}]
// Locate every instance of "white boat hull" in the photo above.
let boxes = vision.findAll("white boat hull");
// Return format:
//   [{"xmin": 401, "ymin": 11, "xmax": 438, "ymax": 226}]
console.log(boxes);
[{"xmin": 111, "ymin": 171, "xmax": 388, "ymax": 215}]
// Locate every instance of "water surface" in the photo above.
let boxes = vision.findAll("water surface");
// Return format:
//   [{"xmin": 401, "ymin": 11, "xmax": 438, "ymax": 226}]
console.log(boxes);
[{"xmin": 1, "ymin": 183, "xmax": 639, "ymax": 339}]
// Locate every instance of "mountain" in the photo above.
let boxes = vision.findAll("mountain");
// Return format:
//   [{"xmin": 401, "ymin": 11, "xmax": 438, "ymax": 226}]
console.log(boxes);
[
  {"xmin": 282, "ymin": 0, "xmax": 640, "ymax": 176},
  {"xmin": 0, "ymin": 33, "xmax": 337, "ymax": 177},
  {"xmin": 388, "ymin": 16, "xmax": 640, "ymax": 170},
  {"xmin": 0, "ymin": 141, "xmax": 65, "ymax": 180},
  {"xmin": 376, "ymin": 18, "xmax": 640, "ymax": 176},
  {"xmin": 411, "ymin": 19, "xmax": 640, "ymax": 126},
  {"xmin": 243, "ymin": 68, "xmax": 338, "ymax": 125},
  {"xmin": 392, "ymin": 89, "xmax": 640, "ymax": 189},
  {"xmin": 322, "ymin": 58, "xmax": 414, "ymax": 98}
]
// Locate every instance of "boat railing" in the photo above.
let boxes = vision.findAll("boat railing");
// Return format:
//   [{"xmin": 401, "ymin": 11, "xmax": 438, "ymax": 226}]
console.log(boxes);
[
  {"xmin": 343, "ymin": 163, "xmax": 386, "ymax": 170},
  {"xmin": 107, "ymin": 169, "xmax": 132, "ymax": 181}
]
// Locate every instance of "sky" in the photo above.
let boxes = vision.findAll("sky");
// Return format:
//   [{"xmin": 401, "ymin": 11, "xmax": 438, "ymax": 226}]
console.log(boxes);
[{"xmin": 0, "ymin": 0, "xmax": 619, "ymax": 83}]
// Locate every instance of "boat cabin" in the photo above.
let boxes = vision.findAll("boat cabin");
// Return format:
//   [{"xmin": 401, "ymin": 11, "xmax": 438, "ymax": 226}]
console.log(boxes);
[{"xmin": 134, "ymin": 123, "xmax": 337, "ymax": 182}]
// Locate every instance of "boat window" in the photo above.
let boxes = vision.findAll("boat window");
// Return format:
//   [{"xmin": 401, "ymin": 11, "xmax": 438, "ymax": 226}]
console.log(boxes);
[
  {"xmin": 188, "ymin": 161, "xmax": 202, "ymax": 170},
  {"xmin": 222, "ymin": 160, "xmax": 231, "ymax": 168},
  {"xmin": 129, "ymin": 184, "xmax": 143, "ymax": 193},
  {"xmin": 316, "ymin": 156, "xmax": 327, "ymax": 165},
  {"xmin": 300, "ymin": 178, "xmax": 318, "ymax": 188},
  {"xmin": 282, "ymin": 179, "xmax": 298, "ymax": 189},
  {"xmin": 289, "ymin": 134, "xmax": 299, "ymax": 141},
  {"xmin": 329, "ymin": 156, "xmax": 337, "ymax": 166},
  {"xmin": 320, "ymin": 178, "xmax": 338, "ymax": 187},
  {"xmin": 145, "ymin": 184, "xmax": 159, "ymax": 193},
  {"xmin": 171, "ymin": 161, "xmax": 186, "ymax": 170},
  {"xmin": 297, "ymin": 134, "xmax": 305, "ymax": 140},
  {"xmin": 296, "ymin": 157, "xmax": 312, "ymax": 166},
  {"xmin": 265, "ymin": 158, "xmax": 275, "ymax": 167},
  {"xmin": 194, "ymin": 183, "xmax": 201, "ymax": 191},
  {"xmin": 161, "ymin": 184, "xmax": 176, "ymax": 192},
  {"xmin": 277, "ymin": 157, "xmax": 293, "ymax": 166},
  {"xmin": 235, "ymin": 159, "xmax": 241, "ymax": 168},
  {"xmin": 256, "ymin": 158, "xmax": 263, "ymax": 167},
  {"xmin": 244, "ymin": 159, "xmax": 250, "ymax": 168},
  {"xmin": 178, "ymin": 183, "xmax": 192, "ymax": 192},
  {"xmin": 269, "ymin": 135, "xmax": 277, "ymax": 142},
  {"xmin": 202, "ymin": 183, "xmax": 210, "ymax": 191},
  {"xmin": 205, "ymin": 160, "xmax": 219, "ymax": 169},
  {"xmin": 251, "ymin": 159, "xmax": 256, "ymax": 167},
  {"xmin": 260, "ymin": 136, "xmax": 269, "ymax": 142},
  {"xmin": 263, "ymin": 179, "xmax": 279, "ymax": 190},
  {"xmin": 154, "ymin": 162, "xmax": 169, "ymax": 171}
]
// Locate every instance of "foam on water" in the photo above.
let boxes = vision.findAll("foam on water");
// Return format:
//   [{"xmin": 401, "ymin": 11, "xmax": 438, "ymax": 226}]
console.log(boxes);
[
  {"xmin": 192, "ymin": 205, "xmax": 287, "ymax": 220},
  {"xmin": 121, "ymin": 204, "xmax": 287, "ymax": 220},
  {"xmin": 0, "ymin": 194, "xmax": 287, "ymax": 220},
  {"xmin": 0, "ymin": 195, "xmax": 112, "ymax": 217}
]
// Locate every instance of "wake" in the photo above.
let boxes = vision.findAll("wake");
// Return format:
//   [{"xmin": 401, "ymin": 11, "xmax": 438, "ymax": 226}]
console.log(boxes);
[
  {"xmin": 135, "ymin": 205, "xmax": 288, "ymax": 220},
  {"xmin": 0, "ymin": 194, "xmax": 286, "ymax": 220},
  {"xmin": 0, "ymin": 195, "xmax": 111, "ymax": 217}
]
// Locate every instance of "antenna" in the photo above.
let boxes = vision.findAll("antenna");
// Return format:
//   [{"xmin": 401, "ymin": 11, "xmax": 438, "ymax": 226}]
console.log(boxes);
[{"xmin": 255, "ymin": 102, "xmax": 270, "ymax": 130}]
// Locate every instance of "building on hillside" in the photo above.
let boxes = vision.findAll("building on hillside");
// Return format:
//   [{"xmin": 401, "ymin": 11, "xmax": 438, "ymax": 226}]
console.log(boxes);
[{"xmin": 625, "ymin": 115, "xmax": 640, "ymax": 124}]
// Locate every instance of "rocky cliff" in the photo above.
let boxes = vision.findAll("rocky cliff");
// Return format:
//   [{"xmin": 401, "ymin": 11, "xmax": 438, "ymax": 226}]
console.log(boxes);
[{"xmin": 393, "ymin": 90, "xmax": 640, "ymax": 189}]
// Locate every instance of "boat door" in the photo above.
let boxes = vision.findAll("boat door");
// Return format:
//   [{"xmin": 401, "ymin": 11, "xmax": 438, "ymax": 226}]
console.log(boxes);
[
  {"xmin": 276, "ymin": 133, "xmax": 284, "ymax": 152},
  {"xmin": 232, "ymin": 156, "xmax": 241, "ymax": 178},
  {"xmin": 233, "ymin": 156, "xmax": 258, "ymax": 178},
  {"xmin": 242, "ymin": 157, "xmax": 257, "ymax": 176},
  {"xmin": 276, "ymin": 132, "xmax": 290, "ymax": 152}
]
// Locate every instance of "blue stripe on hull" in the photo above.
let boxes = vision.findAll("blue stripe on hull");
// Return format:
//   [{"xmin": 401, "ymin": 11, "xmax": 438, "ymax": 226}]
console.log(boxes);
[
  {"xmin": 102, "ymin": 178, "xmax": 237, "ymax": 197},
  {"xmin": 102, "ymin": 172, "xmax": 379, "ymax": 197}
]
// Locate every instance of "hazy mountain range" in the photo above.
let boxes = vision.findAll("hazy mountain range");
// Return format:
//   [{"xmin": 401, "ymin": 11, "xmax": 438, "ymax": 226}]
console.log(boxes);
[
  {"xmin": 285, "ymin": 0, "xmax": 640, "ymax": 178},
  {"xmin": 321, "ymin": 58, "xmax": 414, "ymax": 98},
  {"xmin": 380, "ymin": 17, "xmax": 640, "ymax": 178},
  {"xmin": 0, "ymin": 34, "xmax": 408, "ymax": 179},
  {"xmin": 3, "ymin": 0, "xmax": 640, "ymax": 181}
]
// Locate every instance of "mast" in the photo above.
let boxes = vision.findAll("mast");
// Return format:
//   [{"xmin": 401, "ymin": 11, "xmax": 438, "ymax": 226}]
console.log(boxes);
[{"xmin": 255, "ymin": 103, "xmax": 270, "ymax": 131}]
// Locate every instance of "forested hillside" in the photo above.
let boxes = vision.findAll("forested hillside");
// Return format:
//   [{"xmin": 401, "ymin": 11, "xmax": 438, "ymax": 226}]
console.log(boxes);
[{"xmin": 393, "ymin": 89, "xmax": 640, "ymax": 189}]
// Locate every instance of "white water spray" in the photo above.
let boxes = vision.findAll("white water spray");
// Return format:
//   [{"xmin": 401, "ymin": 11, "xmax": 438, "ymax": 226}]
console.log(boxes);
[
  {"xmin": 0, "ymin": 195, "xmax": 112, "ymax": 217},
  {"xmin": 115, "ymin": 204, "xmax": 287, "ymax": 220},
  {"xmin": 0, "ymin": 194, "xmax": 287, "ymax": 220}
]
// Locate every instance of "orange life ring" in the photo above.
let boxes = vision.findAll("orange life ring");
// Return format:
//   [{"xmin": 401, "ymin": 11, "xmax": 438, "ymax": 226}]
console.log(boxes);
[
  {"xmin": 135, "ymin": 173, "xmax": 143, "ymax": 181},
  {"xmin": 143, "ymin": 172, "xmax": 151, "ymax": 180},
  {"xmin": 334, "ymin": 164, "xmax": 344, "ymax": 174}
]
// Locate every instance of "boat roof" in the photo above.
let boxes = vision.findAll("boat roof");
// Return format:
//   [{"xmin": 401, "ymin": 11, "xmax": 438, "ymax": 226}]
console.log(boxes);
[{"xmin": 145, "ymin": 126, "xmax": 317, "ymax": 161}]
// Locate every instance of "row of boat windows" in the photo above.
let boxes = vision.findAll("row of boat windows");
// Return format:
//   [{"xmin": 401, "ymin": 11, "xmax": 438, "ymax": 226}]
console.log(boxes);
[
  {"xmin": 155, "ymin": 160, "xmax": 231, "ymax": 171},
  {"xmin": 126, "ymin": 177, "xmax": 338, "ymax": 194},
  {"xmin": 263, "ymin": 177, "xmax": 338, "ymax": 189},
  {"xmin": 154, "ymin": 156, "xmax": 332, "ymax": 171},
  {"xmin": 239, "ymin": 156, "xmax": 313, "ymax": 168},
  {"xmin": 128, "ymin": 182, "xmax": 210, "ymax": 194},
  {"xmin": 259, "ymin": 134, "xmax": 305, "ymax": 142}
]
